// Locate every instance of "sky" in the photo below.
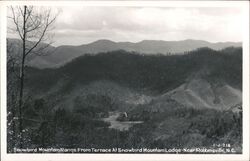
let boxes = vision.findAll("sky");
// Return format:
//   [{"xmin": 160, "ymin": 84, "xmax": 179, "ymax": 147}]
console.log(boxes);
[{"xmin": 8, "ymin": 6, "xmax": 244, "ymax": 46}]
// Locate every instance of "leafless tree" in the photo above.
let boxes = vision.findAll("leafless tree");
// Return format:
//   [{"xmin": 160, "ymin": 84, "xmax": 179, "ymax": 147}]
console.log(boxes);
[{"xmin": 8, "ymin": 5, "xmax": 58, "ymax": 147}]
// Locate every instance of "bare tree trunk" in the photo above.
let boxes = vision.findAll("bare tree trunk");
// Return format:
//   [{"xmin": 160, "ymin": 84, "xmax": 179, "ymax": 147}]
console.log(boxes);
[
  {"xmin": 9, "ymin": 5, "xmax": 58, "ymax": 148},
  {"xmin": 18, "ymin": 5, "xmax": 27, "ymax": 148}
]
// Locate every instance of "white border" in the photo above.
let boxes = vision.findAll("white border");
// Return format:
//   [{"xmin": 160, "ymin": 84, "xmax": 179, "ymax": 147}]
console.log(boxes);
[{"xmin": 1, "ymin": 1, "xmax": 249, "ymax": 161}]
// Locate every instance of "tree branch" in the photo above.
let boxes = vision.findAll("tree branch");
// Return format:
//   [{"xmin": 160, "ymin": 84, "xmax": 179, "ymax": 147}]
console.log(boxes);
[
  {"xmin": 25, "ymin": 14, "xmax": 57, "ymax": 57},
  {"xmin": 10, "ymin": 6, "xmax": 23, "ymax": 40}
]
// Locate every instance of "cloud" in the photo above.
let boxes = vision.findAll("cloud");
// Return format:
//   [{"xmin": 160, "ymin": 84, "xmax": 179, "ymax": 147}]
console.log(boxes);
[{"xmin": 8, "ymin": 6, "xmax": 243, "ymax": 46}]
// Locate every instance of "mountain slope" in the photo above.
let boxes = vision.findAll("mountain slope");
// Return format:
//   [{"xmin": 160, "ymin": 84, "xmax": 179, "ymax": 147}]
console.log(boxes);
[{"xmin": 158, "ymin": 78, "xmax": 242, "ymax": 110}]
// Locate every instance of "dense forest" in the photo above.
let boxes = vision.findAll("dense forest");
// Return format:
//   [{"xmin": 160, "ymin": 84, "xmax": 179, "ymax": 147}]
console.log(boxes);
[{"xmin": 7, "ymin": 47, "xmax": 242, "ymax": 153}]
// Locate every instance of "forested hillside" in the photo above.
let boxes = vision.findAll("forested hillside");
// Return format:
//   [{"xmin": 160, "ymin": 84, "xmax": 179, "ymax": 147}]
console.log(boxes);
[{"xmin": 26, "ymin": 47, "xmax": 242, "ymax": 94}]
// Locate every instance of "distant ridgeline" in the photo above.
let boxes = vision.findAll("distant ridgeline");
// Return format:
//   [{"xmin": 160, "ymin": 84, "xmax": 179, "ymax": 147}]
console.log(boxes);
[
  {"xmin": 7, "ymin": 38, "xmax": 242, "ymax": 69},
  {"xmin": 25, "ymin": 47, "xmax": 242, "ymax": 94}
]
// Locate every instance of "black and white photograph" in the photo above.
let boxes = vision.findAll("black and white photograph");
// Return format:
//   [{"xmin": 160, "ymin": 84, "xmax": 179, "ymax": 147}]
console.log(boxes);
[{"xmin": 1, "ymin": 1, "xmax": 249, "ymax": 161}]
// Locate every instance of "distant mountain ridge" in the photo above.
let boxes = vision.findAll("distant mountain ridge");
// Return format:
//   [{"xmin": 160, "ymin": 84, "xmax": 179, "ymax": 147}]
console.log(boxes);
[{"xmin": 8, "ymin": 38, "xmax": 242, "ymax": 69}]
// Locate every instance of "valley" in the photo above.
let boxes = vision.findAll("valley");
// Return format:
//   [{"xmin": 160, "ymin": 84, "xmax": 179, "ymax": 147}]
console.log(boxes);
[{"xmin": 102, "ymin": 111, "xmax": 143, "ymax": 131}]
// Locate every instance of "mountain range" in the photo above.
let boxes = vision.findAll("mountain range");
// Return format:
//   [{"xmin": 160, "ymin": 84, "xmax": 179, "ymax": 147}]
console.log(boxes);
[
  {"xmin": 8, "ymin": 42, "xmax": 243, "ymax": 151},
  {"xmin": 8, "ymin": 38, "xmax": 241, "ymax": 69}
]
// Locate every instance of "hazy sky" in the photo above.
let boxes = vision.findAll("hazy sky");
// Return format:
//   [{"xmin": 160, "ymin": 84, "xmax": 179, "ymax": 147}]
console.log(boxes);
[{"xmin": 8, "ymin": 6, "xmax": 244, "ymax": 46}]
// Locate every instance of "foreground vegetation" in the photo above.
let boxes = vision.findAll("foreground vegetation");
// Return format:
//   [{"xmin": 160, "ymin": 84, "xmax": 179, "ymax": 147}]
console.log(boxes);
[{"xmin": 8, "ymin": 95, "xmax": 242, "ymax": 153}]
